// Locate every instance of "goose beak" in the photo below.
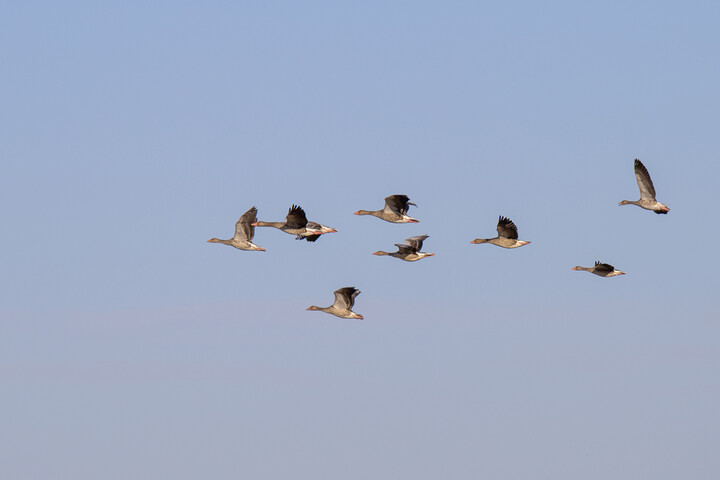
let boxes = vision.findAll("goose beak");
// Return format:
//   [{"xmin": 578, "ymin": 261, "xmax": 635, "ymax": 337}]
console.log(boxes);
[
  {"xmin": 353, "ymin": 211, "xmax": 360, "ymax": 215},
  {"xmin": 251, "ymin": 222, "xmax": 258, "ymax": 226}
]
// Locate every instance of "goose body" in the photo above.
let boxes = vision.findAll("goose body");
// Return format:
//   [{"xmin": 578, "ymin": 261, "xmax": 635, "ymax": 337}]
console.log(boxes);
[
  {"xmin": 252, "ymin": 205, "xmax": 323, "ymax": 238},
  {"xmin": 373, "ymin": 235, "xmax": 435, "ymax": 262},
  {"xmin": 207, "ymin": 206, "xmax": 266, "ymax": 251},
  {"xmin": 307, "ymin": 287, "xmax": 363, "ymax": 319},
  {"xmin": 619, "ymin": 159, "xmax": 670, "ymax": 214},
  {"xmin": 354, "ymin": 194, "xmax": 419, "ymax": 223},
  {"xmin": 471, "ymin": 216, "xmax": 530, "ymax": 248},
  {"xmin": 572, "ymin": 261, "xmax": 626, "ymax": 277},
  {"xmin": 300, "ymin": 221, "xmax": 338, "ymax": 242}
]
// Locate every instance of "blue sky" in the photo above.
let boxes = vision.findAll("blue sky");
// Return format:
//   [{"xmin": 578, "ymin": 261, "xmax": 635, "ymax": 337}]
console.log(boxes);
[{"xmin": 2, "ymin": 2, "xmax": 719, "ymax": 478}]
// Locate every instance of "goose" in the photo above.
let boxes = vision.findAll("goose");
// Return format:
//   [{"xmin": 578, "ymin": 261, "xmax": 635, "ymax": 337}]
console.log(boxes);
[
  {"xmin": 354, "ymin": 194, "xmax": 419, "ymax": 223},
  {"xmin": 252, "ymin": 205, "xmax": 323, "ymax": 238},
  {"xmin": 572, "ymin": 261, "xmax": 626, "ymax": 277},
  {"xmin": 373, "ymin": 235, "xmax": 435, "ymax": 262},
  {"xmin": 207, "ymin": 206, "xmax": 266, "ymax": 251},
  {"xmin": 306, "ymin": 287, "xmax": 364, "ymax": 319},
  {"xmin": 619, "ymin": 159, "xmax": 670, "ymax": 214},
  {"xmin": 471, "ymin": 216, "xmax": 531, "ymax": 248}
]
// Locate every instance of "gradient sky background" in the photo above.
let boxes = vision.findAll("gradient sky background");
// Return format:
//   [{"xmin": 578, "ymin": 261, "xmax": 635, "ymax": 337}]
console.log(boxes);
[{"xmin": 2, "ymin": 1, "xmax": 720, "ymax": 478}]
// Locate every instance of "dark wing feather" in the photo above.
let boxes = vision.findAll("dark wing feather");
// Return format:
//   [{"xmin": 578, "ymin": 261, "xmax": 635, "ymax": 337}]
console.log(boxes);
[
  {"xmin": 384, "ymin": 194, "xmax": 412, "ymax": 215},
  {"xmin": 234, "ymin": 206, "xmax": 258, "ymax": 242},
  {"xmin": 404, "ymin": 235, "xmax": 428, "ymax": 252},
  {"xmin": 348, "ymin": 288, "xmax": 360, "ymax": 309},
  {"xmin": 634, "ymin": 159, "xmax": 657, "ymax": 201},
  {"xmin": 304, "ymin": 234, "xmax": 321, "ymax": 242},
  {"xmin": 285, "ymin": 205, "xmax": 308, "ymax": 229},
  {"xmin": 594, "ymin": 261, "xmax": 614, "ymax": 273},
  {"xmin": 333, "ymin": 287, "xmax": 359, "ymax": 309},
  {"xmin": 496, "ymin": 216, "xmax": 519, "ymax": 239},
  {"xmin": 394, "ymin": 243, "xmax": 416, "ymax": 254}
]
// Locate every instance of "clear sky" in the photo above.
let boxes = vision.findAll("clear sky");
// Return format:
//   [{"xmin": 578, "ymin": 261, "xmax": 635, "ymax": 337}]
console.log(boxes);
[{"xmin": 2, "ymin": 1, "xmax": 720, "ymax": 478}]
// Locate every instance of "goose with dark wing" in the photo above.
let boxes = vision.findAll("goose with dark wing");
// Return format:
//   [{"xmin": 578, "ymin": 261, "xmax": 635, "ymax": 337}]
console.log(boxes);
[
  {"xmin": 373, "ymin": 235, "xmax": 435, "ymax": 262},
  {"xmin": 207, "ymin": 206, "xmax": 266, "ymax": 251},
  {"xmin": 619, "ymin": 159, "xmax": 670, "ymax": 214},
  {"xmin": 354, "ymin": 194, "xmax": 419, "ymax": 223},
  {"xmin": 252, "ymin": 205, "xmax": 323, "ymax": 239},
  {"xmin": 471, "ymin": 216, "xmax": 531, "ymax": 248},
  {"xmin": 306, "ymin": 287, "xmax": 364, "ymax": 319},
  {"xmin": 572, "ymin": 261, "xmax": 626, "ymax": 277}
]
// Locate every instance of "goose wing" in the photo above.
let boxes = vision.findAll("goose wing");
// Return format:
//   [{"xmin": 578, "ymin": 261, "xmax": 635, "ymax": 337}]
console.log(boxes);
[
  {"xmin": 394, "ymin": 243, "xmax": 416, "ymax": 254},
  {"xmin": 333, "ymin": 287, "xmax": 360, "ymax": 310},
  {"xmin": 496, "ymin": 216, "xmax": 519, "ymax": 240},
  {"xmin": 403, "ymin": 235, "xmax": 428, "ymax": 252},
  {"xmin": 384, "ymin": 194, "xmax": 415, "ymax": 215},
  {"xmin": 594, "ymin": 261, "xmax": 615, "ymax": 273},
  {"xmin": 634, "ymin": 159, "xmax": 657, "ymax": 201},
  {"xmin": 234, "ymin": 206, "xmax": 258, "ymax": 242},
  {"xmin": 285, "ymin": 205, "xmax": 309, "ymax": 229}
]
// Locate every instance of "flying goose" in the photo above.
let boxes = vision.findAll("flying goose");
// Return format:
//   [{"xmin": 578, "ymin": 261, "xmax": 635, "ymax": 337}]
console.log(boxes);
[
  {"xmin": 572, "ymin": 261, "xmax": 626, "ymax": 277},
  {"xmin": 471, "ymin": 216, "xmax": 531, "ymax": 248},
  {"xmin": 354, "ymin": 194, "xmax": 419, "ymax": 223},
  {"xmin": 373, "ymin": 235, "xmax": 435, "ymax": 262},
  {"xmin": 252, "ymin": 205, "xmax": 324, "ymax": 238},
  {"xmin": 306, "ymin": 287, "xmax": 364, "ymax": 319},
  {"xmin": 619, "ymin": 159, "xmax": 670, "ymax": 214},
  {"xmin": 207, "ymin": 206, "xmax": 266, "ymax": 251}
]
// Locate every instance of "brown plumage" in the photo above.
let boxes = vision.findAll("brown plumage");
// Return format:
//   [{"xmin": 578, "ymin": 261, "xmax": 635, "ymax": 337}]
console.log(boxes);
[
  {"xmin": 207, "ymin": 206, "xmax": 266, "ymax": 251},
  {"xmin": 373, "ymin": 235, "xmax": 435, "ymax": 262},
  {"xmin": 252, "ymin": 205, "xmax": 323, "ymax": 238},
  {"xmin": 572, "ymin": 261, "xmax": 626, "ymax": 277},
  {"xmin": 471, "ymin": 216, "xmax": 531, "ymax": 248},
  {"xmin": 354, "ymin": 194, "xmax": 419, "ymax": 223},
  {"xmin": 301, "ymin": 221, "xmax": 337, "ymax": 242},
  {"xmin": 306, "ymin": 287, "xmax": 364, "ymax": 319},
  {"xmin": 619, "ymin": 159, "xmax": 670, "ymax": 214}
]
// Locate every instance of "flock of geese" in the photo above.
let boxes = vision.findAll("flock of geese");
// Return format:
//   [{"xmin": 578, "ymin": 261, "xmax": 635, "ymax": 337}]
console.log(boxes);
[{"xmin": 208, "ymin": 159, "xmax": 670, "ymax": 319}]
